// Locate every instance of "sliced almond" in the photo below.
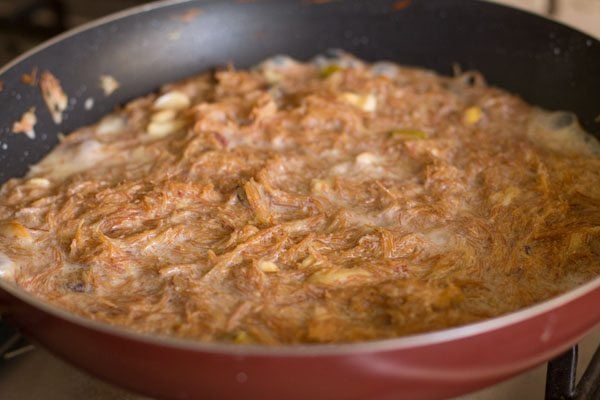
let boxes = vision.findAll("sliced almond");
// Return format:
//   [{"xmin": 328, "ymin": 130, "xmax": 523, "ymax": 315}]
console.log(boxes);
[
  {"xmin": 27, "ymin": 178, "xmax": 51, "ymax": 188},
  {"xmin": 300, "ymin": 255, "xmax": 317, "ymax": 268},
  {"xmin": 355, "ymin": 152, "xmax": 379, "ymax": 165},
  {"xmin": 151, "ymin": 109, "xmax": 177, "ymax": 123},
  {"xmin": 97, "ymin": 115, "xmax": 126, "ymax": 135},
  {"xmin": 0, "ymin": 221, "xmax": 32, "ymax": 243},
  {"xmin": 309, "ymin": 268, "xmax": 371, "ymax": 285},
  {"xmin": 340, "ymin": 92, "xmax": 377, "ymax": 112},
  {"xmin": 361, "ymin": 94, "xmax": 377, "ymax": 112},
  {"xmin": 153, "ymin": 91, "xmax": 191, "ymax": 111},
  {"xmin": 263, "ymin": 69, "xmax": 283, "ymax": 85},
  {"xmin": 147, "ymin": 119, "xmax": 186, "ymax": 138},
  {"xmin": 310, "ymin": 179, "xmax": 332, "ymax": 194},
  {"xmin": 257, "ymin": 260, "xmax": 279, "ymax": 272}
]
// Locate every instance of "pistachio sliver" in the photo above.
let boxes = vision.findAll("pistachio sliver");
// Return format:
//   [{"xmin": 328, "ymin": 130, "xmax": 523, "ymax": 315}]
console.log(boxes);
[
  {"xmin": 463, "ymin": 106, "xmax": 482, "ymax": 125},
  {"xmin": 390, "ymin": 128, "xmax": 428, "ymax": 140},
  {"xmin": 320, "ymin": 64, "xmax": 342, "ymax": 78}
]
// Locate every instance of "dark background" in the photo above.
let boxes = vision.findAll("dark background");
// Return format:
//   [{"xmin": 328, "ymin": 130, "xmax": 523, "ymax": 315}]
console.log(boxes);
[
  {"xmin": 1, "ymin": 0, "xmax": 597, "ymax": 68},
  {"xmin": 0, "ymin": 0, "xmax": 153, "ymax": 65}
]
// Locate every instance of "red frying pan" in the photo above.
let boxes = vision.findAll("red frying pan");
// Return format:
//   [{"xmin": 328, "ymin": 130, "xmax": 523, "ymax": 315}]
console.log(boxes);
[{"xmin": 0, "ymin": 1, "xmax": 598, "ymax": 399}]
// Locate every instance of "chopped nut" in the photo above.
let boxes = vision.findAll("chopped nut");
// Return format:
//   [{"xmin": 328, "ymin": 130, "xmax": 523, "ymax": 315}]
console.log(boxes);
[
  {"xmin": 263, "ymin": 69, "xmax": 283, "ymax": 85},
  {"xmin": 490, "ymin": 186, "xmax": 520, "ymax": 206},
  {"xmin": 100, "ymin": 75, "xmax": 120, "ymax": 96},
  {"xmin": 242, "ymin": 224, "xmax": 260, "ymax": 236},
  {"xmin": 300, "ymin": 255, "xmax": 317, "ymax": 268},
  {"xmin": 311, "ymin": 179, "xmax": 332, "ymax": 193},
  {"xmin": 153, "ymin": 91, "xmax": 191, "ymax": 111},
  {"xmin": 320, "ymin": 64, "xmax": 341, "ymax": 78},
  {"xmin": 243, "ymin": 179, "xmax": 272, "ymax": 225},
  {"xmin": 233, "ymin": 330, "xmax": 252, "ymax": 344},
  {"xmin": 390, "ymin": 128, "xmax": 428, "ymax": 140},
  {"xmin": 340, "ymin": 92, "xmax": 377, "ymax": 112},
  {"xmin": 151, "ymin": 109, "xmax": 177, "ymax": 123},
  {"xmin": 97, "ymin": 115, "xmax": 126, "ymax": 135},
  {"xmin": 568, "ymin": 228, "xmax": 600, "ymax": 253},
  {"xmin": 464, "ymin": 106, "xmax": 482, "ymax": 125},
  {"xmin": 27, "ymin": 178, "xmax": 51, "ymax": 188},
  {"xmin": 147, "ymin": 119, "xmax": 186, "ymax": 138},
  {"xmin": 21, "ymin": 67, "xmax": 38, "ymax": 86},
  {"xmin": 12, "ymin": 107, "xmax": 37, "ymax": 139},
  {"xmin": 40, "ymin": 71, "xmax": 68, "ymax": 124},
  {"xmin": 309, "ymin": 268, "xmax": 371, "ymax": 285},
  {"xmin": 356, "ymin": 152, "xmax": 379, "ymax": 165},
  {"xmin": 0, "ymin": 221, "xmax": 32, "ymax": 242},
  {"xmin": 257, "ymin": 260, "xmax": 279, "ymax": 272}
]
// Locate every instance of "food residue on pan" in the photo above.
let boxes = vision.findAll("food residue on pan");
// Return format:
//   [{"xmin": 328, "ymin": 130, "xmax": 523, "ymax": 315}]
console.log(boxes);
[
  {"xmin": 177, "ymin": 7, "xmax": 202, "ymax": 23},
  {"xmin": 39, "ymin": 71, "xmax": 68, "ymax": 124},
  {"xmin": 84, "ymin": 97, "xmax": 94, "ymax": 110},
  {"xmin": 21, "ymin": 67, "xmax": 38, "ymax": 86},
  {"xmin": 168, "ymin": 30, "xmax": 182, "ymax": 41},
  {"xmin": 12, "ymin": 107, "xmax": 37, "ymax": 139},
  {"xmin": 392, "ymin": 0, "xmax": 412, "ymax": 11},
  {"xmin": 100, "ymin": 75, "xmax": 120, "ymax": 96}
]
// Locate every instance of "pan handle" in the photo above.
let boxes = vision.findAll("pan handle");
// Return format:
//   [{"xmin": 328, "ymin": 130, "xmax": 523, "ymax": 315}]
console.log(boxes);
[
  {"xmin": 0, "ymin": 318, "xmax": 34, "ymax": 363},
  {"xmin": 545, "ymin": 344, "xmax": 600, "ymax": 400}
]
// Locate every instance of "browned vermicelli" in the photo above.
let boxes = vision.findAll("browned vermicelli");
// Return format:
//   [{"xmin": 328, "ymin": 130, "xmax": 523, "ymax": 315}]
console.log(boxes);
[{"xmin": 0, "ymin": 53, "xmax": 598, "ymax": 344}]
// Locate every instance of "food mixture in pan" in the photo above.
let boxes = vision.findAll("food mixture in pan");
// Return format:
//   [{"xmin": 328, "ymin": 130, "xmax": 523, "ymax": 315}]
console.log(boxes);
[{"xmin": 0, "ymin": 53, "xmax": 599, "ymax": 344}]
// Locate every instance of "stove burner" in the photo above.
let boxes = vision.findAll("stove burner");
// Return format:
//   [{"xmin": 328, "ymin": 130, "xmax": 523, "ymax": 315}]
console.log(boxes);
[
  {"xmin": 0, "ymin": 321, "xmax": 34, "ymax": 366},
  {"xmin": 545, "ymin": 344, "xmax": 600, "ymax": 400}
]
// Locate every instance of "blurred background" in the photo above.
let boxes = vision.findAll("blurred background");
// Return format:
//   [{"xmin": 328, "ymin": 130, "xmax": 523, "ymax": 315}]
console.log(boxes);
[{"xmin": 0, "ymin": 0, "xmax": 597, "ymax": 67}]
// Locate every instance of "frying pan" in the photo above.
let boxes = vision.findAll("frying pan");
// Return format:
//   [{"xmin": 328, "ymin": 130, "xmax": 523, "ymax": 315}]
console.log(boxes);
[{"xmin": 0, "ymin": 0, "xmax": 599, "ymax": 399}]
